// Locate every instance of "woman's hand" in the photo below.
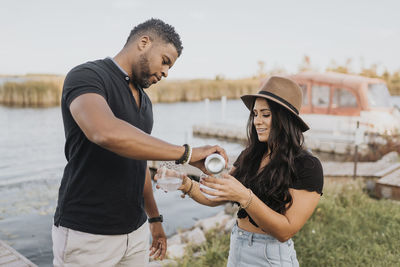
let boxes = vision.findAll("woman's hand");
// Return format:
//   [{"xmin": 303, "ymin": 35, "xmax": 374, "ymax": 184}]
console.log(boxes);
[{"xmin": 200, "ymin": 173, "xmax": 249, "ymax": 204}]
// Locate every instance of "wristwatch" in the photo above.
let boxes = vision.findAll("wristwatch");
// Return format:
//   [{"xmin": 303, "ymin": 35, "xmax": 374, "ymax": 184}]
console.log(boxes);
[{"xmin": 148, "ymin": 214, "xmax": 163, "ymax": 223}]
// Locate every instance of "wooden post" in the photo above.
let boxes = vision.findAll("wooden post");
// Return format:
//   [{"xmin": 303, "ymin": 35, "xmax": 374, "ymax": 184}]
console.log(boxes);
[{"xmin": 353, "ymin": 121, "xmax": 360, "ymax": 180}]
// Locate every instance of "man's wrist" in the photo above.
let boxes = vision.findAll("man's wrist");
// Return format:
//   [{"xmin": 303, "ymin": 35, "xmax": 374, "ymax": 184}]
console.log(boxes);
[{"xmin": 175, "ymin": 144, "xmax": 192, "ymax": 164}]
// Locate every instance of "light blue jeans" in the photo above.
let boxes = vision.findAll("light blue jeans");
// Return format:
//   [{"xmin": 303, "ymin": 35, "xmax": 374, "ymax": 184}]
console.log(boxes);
[{"xmin": 227, "ymin": 223, "xmax": 299, "ymax": 267}]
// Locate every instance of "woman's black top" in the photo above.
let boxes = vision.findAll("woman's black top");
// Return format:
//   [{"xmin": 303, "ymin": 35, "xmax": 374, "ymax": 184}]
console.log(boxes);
[{"xmin": 235, "ymin": 151, "xmax": 324, "ymax": 227}]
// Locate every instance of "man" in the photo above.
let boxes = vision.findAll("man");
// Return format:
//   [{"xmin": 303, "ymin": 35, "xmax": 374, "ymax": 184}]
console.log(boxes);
[{"xmin": 52, "ymin": 18, "xmax": 227, "ymax": 266}]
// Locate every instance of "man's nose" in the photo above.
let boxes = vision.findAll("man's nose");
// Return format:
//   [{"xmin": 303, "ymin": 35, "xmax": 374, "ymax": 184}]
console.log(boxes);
[{"xmin": 161, "ymin": 66, "xmax": 169, "ymax": 78}]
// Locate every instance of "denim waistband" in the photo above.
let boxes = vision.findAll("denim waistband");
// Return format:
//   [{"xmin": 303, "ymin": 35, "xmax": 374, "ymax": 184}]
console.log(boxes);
[{"xmin": 232, "ymin": 222, "xmax": 293, "ymax": 245}]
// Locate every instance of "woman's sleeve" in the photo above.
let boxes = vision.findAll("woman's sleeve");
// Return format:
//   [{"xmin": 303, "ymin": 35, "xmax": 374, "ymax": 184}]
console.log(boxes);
[
  {"xmin": 233, "ymin": 150, "xmax": 245, "ymax": 168},
  {"xmin": 292, "ymin": 155, "xmax": 324, "ymax": 195}
]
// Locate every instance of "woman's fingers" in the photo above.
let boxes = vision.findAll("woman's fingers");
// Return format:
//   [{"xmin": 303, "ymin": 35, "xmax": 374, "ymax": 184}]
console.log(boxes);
[
  {"xmin": 202, "ymin": 176, "xmax": 225, "ymax": 184},
  {"xmin": 221, "ymin": 173, "xmax": 236, "ymax": 180},
  {"xmin": 178, "ymin": 184, "xmax": 185, "ymax": 190},
  {"xmin": 200, "ymin": 186, "xmax": 224, "ymax": 197},
  {"xmin": 200, "ymin": 180, "xmax": 224, "ymax": 190}
]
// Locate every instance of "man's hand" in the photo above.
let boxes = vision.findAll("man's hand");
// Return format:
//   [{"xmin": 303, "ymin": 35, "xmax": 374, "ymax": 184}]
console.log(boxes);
[
  {"xmin": 149, "ymin": 222, "xmax": 167, "ymax": 260},
  {"xmin": 190, "ymin": 145, "xmax": 228, "ymax": 174}
]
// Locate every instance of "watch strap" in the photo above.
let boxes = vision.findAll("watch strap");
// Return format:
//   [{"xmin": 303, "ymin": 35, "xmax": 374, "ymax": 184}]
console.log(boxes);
[{"xmin": 148, "ymin": 214, "xmax": 163, "ymax": 223}]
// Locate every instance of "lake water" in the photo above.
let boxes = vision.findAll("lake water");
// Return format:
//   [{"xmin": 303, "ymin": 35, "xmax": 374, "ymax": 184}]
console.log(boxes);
[{"xmin": 0, "ymin": 99, "xmax": 248, "ymax": 266}]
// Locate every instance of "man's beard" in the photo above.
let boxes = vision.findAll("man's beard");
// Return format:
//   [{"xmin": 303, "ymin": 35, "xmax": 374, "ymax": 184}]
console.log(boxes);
[{"xmin": 133, "ymin": 54, "xmax": 152, "ymax": 88}]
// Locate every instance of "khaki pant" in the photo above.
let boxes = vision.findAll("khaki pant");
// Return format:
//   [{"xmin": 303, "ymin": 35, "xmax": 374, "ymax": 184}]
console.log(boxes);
[{"xmin": 52, "ymin": 221, "xmax": 150, "ymax": 267}]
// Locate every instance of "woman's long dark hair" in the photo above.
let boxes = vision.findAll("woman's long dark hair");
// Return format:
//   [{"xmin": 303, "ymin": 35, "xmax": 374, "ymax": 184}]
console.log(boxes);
[{"xmin": 232, "ymin": 98, "xmax": 305, "ymax": 218}]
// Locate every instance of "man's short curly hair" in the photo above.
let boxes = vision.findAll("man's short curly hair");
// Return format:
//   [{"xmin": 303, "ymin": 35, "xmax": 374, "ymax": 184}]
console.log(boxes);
[{"xmin": 125, "ymin": 18, "xmax": 183, "ymax": 56}]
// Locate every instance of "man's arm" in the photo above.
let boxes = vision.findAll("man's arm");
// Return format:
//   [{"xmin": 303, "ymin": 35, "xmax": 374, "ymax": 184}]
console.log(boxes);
[
  {"xmin": 70, "ymin": 93, "xmax": 184, "ymax": 160},
  {"xmin": 69, "ymin": 93, "xmax": 228, "ymax": 164},
  {"xmin": 143, "ymin": 166, "xmax": 167, "ymax": 260}
]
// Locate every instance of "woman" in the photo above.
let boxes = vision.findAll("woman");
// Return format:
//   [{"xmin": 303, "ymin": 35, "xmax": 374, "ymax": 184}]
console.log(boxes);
[{"xmin": 159, "ymin": 76, "xmax": 323, "ymax": 266}]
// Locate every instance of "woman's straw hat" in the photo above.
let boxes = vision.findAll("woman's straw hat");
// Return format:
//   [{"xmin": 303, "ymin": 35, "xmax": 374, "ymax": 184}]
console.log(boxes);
[{"xmin": 241, "ymin": 76, "xmax": 309, "ymax": 132}]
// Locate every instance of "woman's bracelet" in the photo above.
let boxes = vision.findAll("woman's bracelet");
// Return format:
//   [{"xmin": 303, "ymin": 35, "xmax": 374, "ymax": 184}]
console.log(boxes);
[{"xmin": 240, "ymin": 189, "xmax": 253, "ymax": 209}]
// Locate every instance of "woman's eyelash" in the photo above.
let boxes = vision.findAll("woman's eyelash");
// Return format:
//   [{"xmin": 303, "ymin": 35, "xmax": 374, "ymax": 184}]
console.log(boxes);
[{"xmin": 252, "ymin": 112, "xmax": 270, "ymax": 117}]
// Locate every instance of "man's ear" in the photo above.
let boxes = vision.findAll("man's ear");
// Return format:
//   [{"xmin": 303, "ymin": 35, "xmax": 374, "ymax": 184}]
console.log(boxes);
[{"xmin": 137, "ymin": 36, "xmax": 152, "ymax": 51}]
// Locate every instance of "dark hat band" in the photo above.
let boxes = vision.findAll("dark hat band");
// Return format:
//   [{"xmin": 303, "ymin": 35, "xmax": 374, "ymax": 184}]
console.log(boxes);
[{"xmin": 258, "ymin": 91, "xmax": 299, "ymax": 115}]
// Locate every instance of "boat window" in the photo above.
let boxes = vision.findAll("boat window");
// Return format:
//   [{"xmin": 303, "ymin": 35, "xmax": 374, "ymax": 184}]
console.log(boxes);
[
  {"xmin": 367, "ymin": 83, "xmax": 392, "ymax": 107},
  {"xmin": 299, "ymin": 84, "xmax": 308, "ymax": 105},
  {"xmin": 332, "ymin": 88, "xmax": 358, "ymax": 107},
  {"xmin": 311, "ymin": 85, "xmax": 330, "ymax": 107}
]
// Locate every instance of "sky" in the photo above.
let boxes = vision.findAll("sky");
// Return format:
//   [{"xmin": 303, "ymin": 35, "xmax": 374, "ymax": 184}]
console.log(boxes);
[{"xmin": 1, "ymin": 0, "xmax": 399, "ymax": 79}]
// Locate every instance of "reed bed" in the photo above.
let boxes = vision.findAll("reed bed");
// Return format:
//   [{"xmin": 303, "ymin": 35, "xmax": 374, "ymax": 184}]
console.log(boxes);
[
  {"xmin": 0, "ymin": 76, "xmax": 64, "ymax": 107},
  {"xmin": 0, "ymin": 76, "xmax": 260, "ymax": 107},
  {"xmin": 146, "ymin": 78, "xmax": 260, "ymax": 103}
]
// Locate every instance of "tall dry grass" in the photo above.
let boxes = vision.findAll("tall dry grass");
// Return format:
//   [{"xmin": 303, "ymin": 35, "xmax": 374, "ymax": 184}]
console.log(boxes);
[
  {"xmin": 0, "ymin": 75, "xmax": 64, "ymax": 107},
  {"xmin": 146, "ymin": 78, "xmax": 260, "ymax": 103},
  {"xmin": 0, "ymin": 76, "xmax": 260, "ymax": 107}
]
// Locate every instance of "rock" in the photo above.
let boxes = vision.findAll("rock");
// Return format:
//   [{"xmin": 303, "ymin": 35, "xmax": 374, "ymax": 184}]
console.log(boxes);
[
  {"xmin": 224, "ymin": 202, "xmax": 239, "ymax": 215},
  {"xmin": 224, "ymin": 218, "xmax": 236, "ymax": 232},
  {"xmin": 167, "ymin": 233, "xmax": 182, "ymax": 246},
  {"xmin": 167, "ymin": 244, "xmax": 187, "ymax": 259},
  {"xmin": 182, "ymin": 227, "xmax": 206, "ymax": 246},
  {"xmin": 193, "ymin": 251, "xmax": 205, "ymax": 258},
  {"xmin": 195, "ymin": 211, "xmax": 232, "ymax": 232}
]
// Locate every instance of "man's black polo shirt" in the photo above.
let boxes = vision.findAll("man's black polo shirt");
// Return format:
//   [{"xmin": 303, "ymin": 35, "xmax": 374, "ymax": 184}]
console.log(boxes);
[{"xmin": 54, "ymin": 58, "xmax": 153, "ymax": 235}]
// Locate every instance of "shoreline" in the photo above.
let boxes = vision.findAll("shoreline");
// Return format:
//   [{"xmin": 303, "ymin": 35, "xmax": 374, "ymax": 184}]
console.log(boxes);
[{"xmin": 0, "ymin": 76, "xmax": 260, "ymax": 107}]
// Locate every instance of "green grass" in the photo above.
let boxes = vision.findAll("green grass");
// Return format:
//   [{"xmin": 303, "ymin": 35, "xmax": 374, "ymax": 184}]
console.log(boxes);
[
  {"xmin": 172, "ymin": 181, "xmax": 400, "ymax": 267},
  {"xmin": 168, "ymin": 229, "xmax": 230, "ymax": 267}
]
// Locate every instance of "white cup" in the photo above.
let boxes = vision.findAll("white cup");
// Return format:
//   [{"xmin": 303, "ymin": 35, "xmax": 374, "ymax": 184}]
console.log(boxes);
[{"xmin": 205, "ymin": 153, "xmax": 226, "ymax": 174}]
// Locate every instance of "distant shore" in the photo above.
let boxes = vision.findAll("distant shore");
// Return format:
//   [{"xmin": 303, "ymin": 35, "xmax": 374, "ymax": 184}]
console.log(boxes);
[
  {"xmin": 0, "ymin": 75, "xmax": 64, "ymax": 107},
  {"xmin": 0, "ymin": 75, "xmax": 260, "ymax": 107}
]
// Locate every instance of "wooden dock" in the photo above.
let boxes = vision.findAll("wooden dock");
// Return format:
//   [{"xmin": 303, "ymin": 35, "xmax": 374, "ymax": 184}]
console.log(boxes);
[
  {"xmin": 0, "ymin": 240, "xmax": 37, "ymax": 267},
  {"xmin": 192, "ymin": 123, "xmax": 368, "ymax": 155}
]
